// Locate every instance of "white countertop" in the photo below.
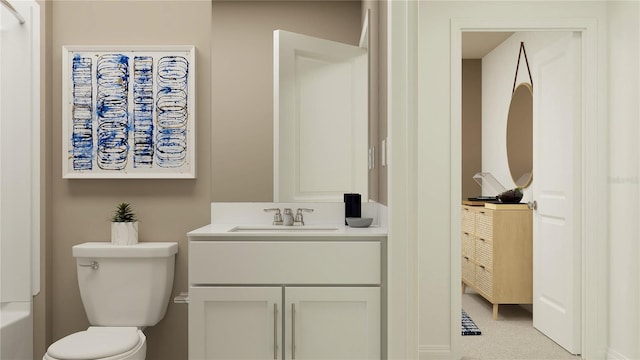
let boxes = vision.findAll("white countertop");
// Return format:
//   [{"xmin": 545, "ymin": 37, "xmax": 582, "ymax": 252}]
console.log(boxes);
[
  {"xmin": 188, "ymin": 223, "xmax": 387, "ymax": 240},
  {"xmin": 190, "ymin": 202, "xmax": 388, "ymax": 240}
]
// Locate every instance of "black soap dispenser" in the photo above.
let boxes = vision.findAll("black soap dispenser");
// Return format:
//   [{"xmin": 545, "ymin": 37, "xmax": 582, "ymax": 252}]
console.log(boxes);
[{"xmin": 344, "ymin": 193, "xmax": 361, "ymax": 225}]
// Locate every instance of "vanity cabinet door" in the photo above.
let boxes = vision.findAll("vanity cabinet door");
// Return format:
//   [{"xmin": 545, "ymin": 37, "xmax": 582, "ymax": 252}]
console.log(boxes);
[
  {"xmin": 189, "ymin": 287, "xmax": 282, "ymax": 360},
  {"xmin": 284, "ymin": 287, "xmax": 380, "ymax": 360}
]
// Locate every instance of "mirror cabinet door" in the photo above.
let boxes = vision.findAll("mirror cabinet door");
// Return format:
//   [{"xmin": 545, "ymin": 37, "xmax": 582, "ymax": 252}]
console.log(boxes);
[{"xmin": 274, "ymin": 30, "xmax": 368, "ymax": 202}]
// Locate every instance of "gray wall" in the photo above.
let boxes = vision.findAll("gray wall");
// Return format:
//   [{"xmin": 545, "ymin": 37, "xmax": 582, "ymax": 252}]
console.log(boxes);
[
  {"xmin": 462, "ymin": 59, "xmax": 482, "ymax": 200},
  {"xmin": 40, "ymin": 1, "xmax": 363, "ymax": 359},
  {"xmin": 211, "ymin": 0, "xmax": 362, "ymax": 202},
  {"xmin": 48, "ymin": 2, "xmax": 212, "ymax": 359}
]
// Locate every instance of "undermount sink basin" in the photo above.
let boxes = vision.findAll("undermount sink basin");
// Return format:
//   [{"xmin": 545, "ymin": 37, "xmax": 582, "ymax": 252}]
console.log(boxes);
[{"xmin": 229, "ymin": 225, "xmax": 339, "ymax": 232}]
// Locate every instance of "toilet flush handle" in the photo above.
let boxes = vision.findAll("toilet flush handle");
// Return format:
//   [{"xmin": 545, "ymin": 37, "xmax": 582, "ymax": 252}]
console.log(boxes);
[{"xmin": 78, "ymin": 261, "xmax": 99, "ymax": 270}]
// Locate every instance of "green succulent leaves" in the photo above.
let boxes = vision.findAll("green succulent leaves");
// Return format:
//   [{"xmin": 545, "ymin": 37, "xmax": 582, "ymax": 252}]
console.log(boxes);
[{"xmin": 111, "ymin": 202, "xmax": 138, "ymax": 223}]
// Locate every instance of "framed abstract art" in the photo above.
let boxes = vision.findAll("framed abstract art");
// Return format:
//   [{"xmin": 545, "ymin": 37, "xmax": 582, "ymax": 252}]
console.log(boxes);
[{"xmin": 62, "ymin": 45, "xmax": 196, "ymax": 178}]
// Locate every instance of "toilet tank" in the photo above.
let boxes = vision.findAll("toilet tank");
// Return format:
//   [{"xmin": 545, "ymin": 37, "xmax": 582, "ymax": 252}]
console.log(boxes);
[{"xmin": 72, "ymin": 242, "xmax": 178, "ymax": 327}]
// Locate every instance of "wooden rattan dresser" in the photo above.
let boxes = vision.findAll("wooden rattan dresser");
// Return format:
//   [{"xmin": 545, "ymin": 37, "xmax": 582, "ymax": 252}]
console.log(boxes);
[{"xmin": 461, "ymin": 203, "xmax": 533, "ymax": 320}]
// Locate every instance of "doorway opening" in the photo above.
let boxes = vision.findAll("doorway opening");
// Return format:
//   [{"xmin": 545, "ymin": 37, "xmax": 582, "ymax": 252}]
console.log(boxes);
[{"xmin": 458, "ymin": 30, "xmax": 583, "ymax": 359}]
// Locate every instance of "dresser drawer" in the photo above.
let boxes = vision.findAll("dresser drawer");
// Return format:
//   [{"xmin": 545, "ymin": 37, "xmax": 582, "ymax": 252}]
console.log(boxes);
[
  {"xmin": 462, "ymin": 256, "xmax": 475, "ymax": 283},
  {"xmin": 190, "ymin": 241, "xmax": 380, "ymax": 285},
  {"xmin": 461, "ymin": 207, "xmax": 475, "ymax": 233},
  {"xmin": 475, "ymin": 237, "xmax": 493, "ymax": 269},
  {"xmin": 461, "ymin": 232, "xmax": 475, "ymax": 257},
  {"xmin": 476, "ymin": 264, "xmax": 493, "ymax": 297},
  {"xmin": 475, "ymin": 210, "xmax": 493, "ymax": 240}
]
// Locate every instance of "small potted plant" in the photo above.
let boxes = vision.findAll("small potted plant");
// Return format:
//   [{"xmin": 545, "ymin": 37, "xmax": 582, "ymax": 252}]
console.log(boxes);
[{"xmin": 111, "ymin": 202, "xmax": 138, "ymax": 245}]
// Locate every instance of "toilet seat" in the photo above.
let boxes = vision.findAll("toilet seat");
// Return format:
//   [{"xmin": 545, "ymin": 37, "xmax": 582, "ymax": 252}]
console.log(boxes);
[{"xmin": 44, "ymin": 327, "xmax": 146, "ymax": 360}]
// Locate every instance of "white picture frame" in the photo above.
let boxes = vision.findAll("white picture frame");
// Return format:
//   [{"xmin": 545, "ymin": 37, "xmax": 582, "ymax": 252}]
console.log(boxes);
[{"xmin": 62, "ymin": 45, "xmax": 196, "ymax": 179}]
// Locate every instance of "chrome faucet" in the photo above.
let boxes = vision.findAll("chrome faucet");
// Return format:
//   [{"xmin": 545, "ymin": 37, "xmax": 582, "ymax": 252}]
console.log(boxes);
[
  {"xmin": 283, "ymin": 208, "xmax": 294, "ymax": 226},
  {"xmin": 293, "ymin": 208, "xmax": 314, "ymax": 226},
  {"xmin": 264, "ymin": 208, "xmax": 283, "ymax": 225}
]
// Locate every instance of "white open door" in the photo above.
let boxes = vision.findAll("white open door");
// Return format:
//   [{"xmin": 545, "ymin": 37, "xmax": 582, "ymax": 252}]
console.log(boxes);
[
  {"xmin": 274, "ymin": 30, "xmax": 368, "ymax": 202},
  {"xmin": 532, "ymin": 32, "xmax": 581, "ymax": 354}
]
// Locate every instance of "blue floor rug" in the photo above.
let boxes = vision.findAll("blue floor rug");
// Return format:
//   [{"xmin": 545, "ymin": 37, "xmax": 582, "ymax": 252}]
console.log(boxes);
[{"xmin": 462, "ymin": 310, "xmax": 482, "ymax": 335}]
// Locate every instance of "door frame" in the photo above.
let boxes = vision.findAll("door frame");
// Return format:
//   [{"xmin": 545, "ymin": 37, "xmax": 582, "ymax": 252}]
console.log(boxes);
[{"xmin": 449, "ymin": 18, "xmax": 608, "ymax": 359}]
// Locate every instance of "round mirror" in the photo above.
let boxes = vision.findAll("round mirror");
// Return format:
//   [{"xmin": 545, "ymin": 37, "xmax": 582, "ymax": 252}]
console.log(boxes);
[{"xmin": 506, "ymin": 83, "xmax": 533, "ymax": 188}]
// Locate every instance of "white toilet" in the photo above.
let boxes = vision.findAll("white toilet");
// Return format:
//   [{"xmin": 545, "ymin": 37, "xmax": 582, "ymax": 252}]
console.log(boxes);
[{"xmin": 43, "ymin": 242, "xmax": 179, "ymax": 360}]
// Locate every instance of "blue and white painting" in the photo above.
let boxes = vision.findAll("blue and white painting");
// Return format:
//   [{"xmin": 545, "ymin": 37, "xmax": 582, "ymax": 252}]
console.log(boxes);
[{"xmin": 62, "ymin": 46, "xmax": 195, "ymax": 178}]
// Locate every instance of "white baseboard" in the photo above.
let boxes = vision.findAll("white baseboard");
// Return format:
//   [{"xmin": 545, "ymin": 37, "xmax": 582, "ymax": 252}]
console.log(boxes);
[
  {"xmin": 607, "ymin": 348, "xmax": 631, "ymax": 360},
  {"xmin": 419, "ymin": 345, "xmax": 451, "ymax": 360}
]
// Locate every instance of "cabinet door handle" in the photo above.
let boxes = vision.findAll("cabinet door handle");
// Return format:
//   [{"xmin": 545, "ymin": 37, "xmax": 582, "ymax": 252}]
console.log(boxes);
[
  {"xmin": 464, "ymin": 256, "xmax": 469, "ymax": 260},
  {"xmin": 291, "ymin": 303, "xmax": 296, "ymax": 360},
  {"xmin": 480, "ymin": 265, "xmax": 486, "ymax": 269},
  {"xmin": 274, "ymin": 303, "xmax": 278, "ymax": 360}
]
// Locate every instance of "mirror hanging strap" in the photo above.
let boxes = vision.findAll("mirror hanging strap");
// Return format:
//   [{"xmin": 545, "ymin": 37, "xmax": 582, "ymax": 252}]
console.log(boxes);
[{"xmin": 512, "ymin": 41, "xmax": 533, "ymax": 94}]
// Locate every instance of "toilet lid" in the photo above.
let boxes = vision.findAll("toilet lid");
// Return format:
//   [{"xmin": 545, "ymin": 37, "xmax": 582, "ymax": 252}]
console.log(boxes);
[{"xmin": 47, "ymin": 327, "xmax": 141, "ymax": 360}]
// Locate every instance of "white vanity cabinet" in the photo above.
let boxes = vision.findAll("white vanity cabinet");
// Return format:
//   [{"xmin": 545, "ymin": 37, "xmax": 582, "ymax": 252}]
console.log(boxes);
[
  {"xmin": 189, "ymin": 286, "xmax": 282, "ymax": 360},
  {"xmin": 283, "ymin": 287, "xmax": 379, "ymax": 360},
  {"xmin": 187, "ymin": 237, "xmax": 383, "ymax": 360}
]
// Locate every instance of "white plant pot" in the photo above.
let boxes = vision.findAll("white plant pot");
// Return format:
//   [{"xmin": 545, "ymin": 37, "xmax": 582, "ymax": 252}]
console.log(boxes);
[{"xmin": 111, "ymin": 222, "xmax": 139, "ymax": 245}]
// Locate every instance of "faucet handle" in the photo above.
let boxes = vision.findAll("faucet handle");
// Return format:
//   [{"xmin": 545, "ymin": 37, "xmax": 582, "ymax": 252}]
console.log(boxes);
[
  {"xmin": 264, "ymin": 208, "xmax": 283, "ymax": 225},
  {"xmin": 293, "ymin": 208, "xmax": 314, "ymax": 226}
]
